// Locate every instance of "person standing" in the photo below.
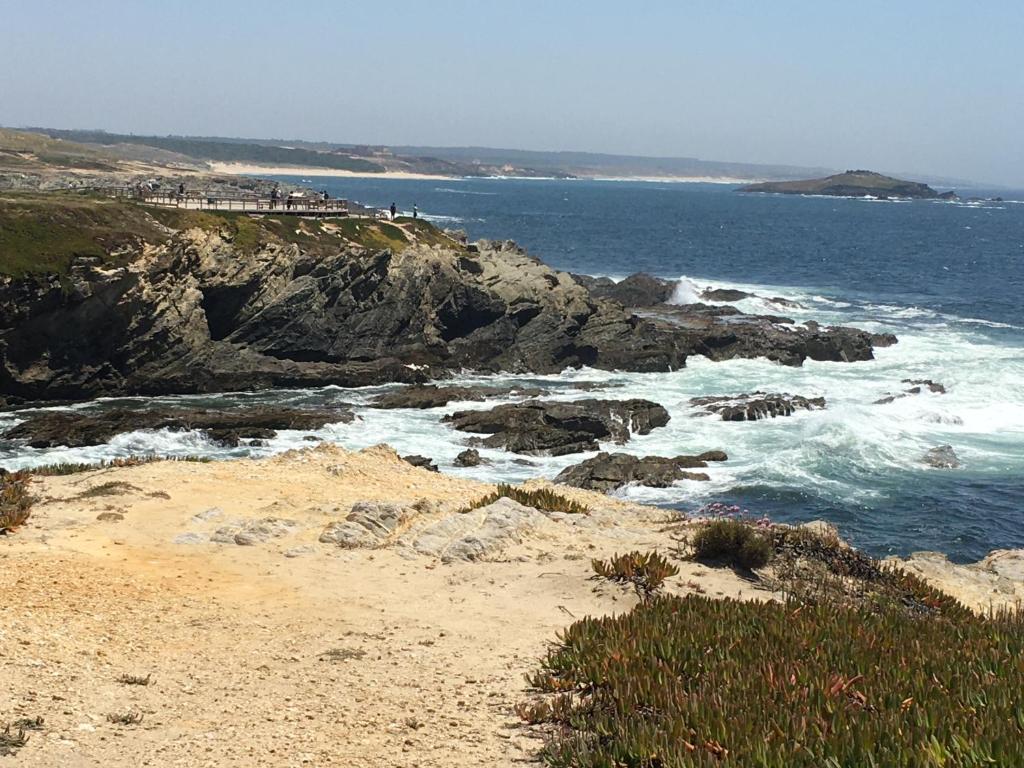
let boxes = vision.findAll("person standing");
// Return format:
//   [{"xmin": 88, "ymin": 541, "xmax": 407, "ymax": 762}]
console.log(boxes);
[
  {"xmin": 270, "ymin": 185, "xmax": 279, "ymax": 210},
  {"xmin": 390, "ymin": 202, "xmax": 397, "ymax": 220},
  {"xmin": 412, "ymin": 204, "xmax": 418, "ymax": 219}
]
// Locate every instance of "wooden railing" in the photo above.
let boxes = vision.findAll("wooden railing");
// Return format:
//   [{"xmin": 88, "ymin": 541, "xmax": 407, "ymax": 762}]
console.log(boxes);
[{"xmin": 101, "ymin": 186, "xmax": 369, "ymax": 216}]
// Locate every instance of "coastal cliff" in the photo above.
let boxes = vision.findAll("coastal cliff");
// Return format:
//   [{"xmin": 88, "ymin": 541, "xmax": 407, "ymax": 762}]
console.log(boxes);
[{"xmin": 0, "ymin": 194, "xmax": 888, "ymax": 403}]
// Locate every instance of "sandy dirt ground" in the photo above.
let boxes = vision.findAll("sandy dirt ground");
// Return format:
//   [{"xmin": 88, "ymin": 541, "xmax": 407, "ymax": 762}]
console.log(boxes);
[{"xmin": 1, "ymin": 445, "xmax": 761, "ymax": 767}]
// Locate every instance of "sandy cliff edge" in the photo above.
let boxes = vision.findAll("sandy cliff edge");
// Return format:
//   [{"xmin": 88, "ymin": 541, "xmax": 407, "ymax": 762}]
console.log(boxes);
[{"xmin": 1, "ymin": 444, "xmax": 1020, "ymax": 767}]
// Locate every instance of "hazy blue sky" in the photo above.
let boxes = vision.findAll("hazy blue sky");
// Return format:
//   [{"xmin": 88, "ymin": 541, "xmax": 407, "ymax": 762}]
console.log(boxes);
[{"xmin": 1, "ymin": 1, "xmax": 1021, "ymax": 185}]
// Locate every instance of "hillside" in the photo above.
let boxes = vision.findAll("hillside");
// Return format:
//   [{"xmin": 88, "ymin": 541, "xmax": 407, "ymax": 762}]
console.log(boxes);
[{"xmin": 741, "ymin": 169, "xmax": 955, "ymax": 199}]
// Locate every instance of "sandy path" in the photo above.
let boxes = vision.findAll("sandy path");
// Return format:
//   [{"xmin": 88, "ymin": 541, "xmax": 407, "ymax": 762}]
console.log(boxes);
[{"xmin": 1, "ymin": 445, "xmax": 757, "ymax": 767}]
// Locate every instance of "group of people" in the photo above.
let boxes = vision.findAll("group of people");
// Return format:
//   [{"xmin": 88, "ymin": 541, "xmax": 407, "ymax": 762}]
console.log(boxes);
[
  {"xmin": 387, "ymin": 202, "xmax": 418, "ymax": 220},
  {"xmin": 268, "ymin": 185, "xmax": 334, "ymax": 210}
]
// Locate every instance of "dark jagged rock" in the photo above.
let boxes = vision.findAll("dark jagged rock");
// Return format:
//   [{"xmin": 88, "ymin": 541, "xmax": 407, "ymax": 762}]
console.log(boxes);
[
  {"xmin": 453, "ymin": 448, "xmax": 486, "ymax": 467},
  {"xmin": 573, "ymin": 272, "xmax": 674, "ymax": 307},
  {"xmin": 691, "ymin": 392, "xmax": 826, "ymax": 421},
  {"xmin": 630, "ymin": 303, "xmax": 880, "ymax": 366},
  {"xmin": 875, "ymin": 379, "xmax": 947, "ymax": 404},
  {"xmin": 555, "ymin": 451, "xmax": 727, "ymax": 492},
  {"xmin": 639, "ymin": 303, "xmax": 885, "ymax": 366},
  {"xmin": 923, "ymin": 445, "xmax": 960, "ymax": 469},
  {"xmin": 0, "ymin": 215, "xmax": 688, "ymax": 402},
  {"xmin": 443, "ymin": 398, "xmax": 669, "ymax": 456},
  {"xmin": 701, "ymin": 288, "xmax": 752, "ymax": 302},
  {"xmin": 370, "ymin": 384, "xmax": 546, "ymax": 410},
  {"xmin": 2, "ymin": 406, "xmax": 353, "ymax": 448},
  {"xmin": 402, "ymin": 454, "xmax": 439, "ymax": 472}
]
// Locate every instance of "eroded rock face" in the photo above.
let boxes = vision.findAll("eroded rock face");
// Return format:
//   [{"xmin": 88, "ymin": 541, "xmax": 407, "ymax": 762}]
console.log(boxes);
[
  {"xmin": 2, "ymin": 407, "xmax": 353, "ymax": 448},
  {"xmin": 690, "ymin": 393, "xmax": 826, "ymax": 421},
  {"xmin": 319, "ymin": 501, "xmax": 412, "ymax": 548},
  {"xmin": 443, "ymin": 399, "xmax": 670, "ymax": 456},
  {"xmin": 555, "ymin": 451, "xmax": 727, "ymax": 492},
  {"xmin": 405, "ymin": 497, "xmax": 544, "ymax": 563},
  {"xmin": 0, "ymin": 232, "xmax": 687, "ymax": 402}
]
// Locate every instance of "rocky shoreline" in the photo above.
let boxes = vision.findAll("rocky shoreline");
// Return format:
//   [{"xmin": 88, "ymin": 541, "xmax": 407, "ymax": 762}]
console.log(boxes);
[{"xmin": 0, "ymin": 197, "xmax": 893, "ymax": 407}]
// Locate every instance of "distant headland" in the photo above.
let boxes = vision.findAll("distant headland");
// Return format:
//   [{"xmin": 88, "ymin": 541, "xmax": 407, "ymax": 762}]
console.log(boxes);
[{"xmin": 741, "ymin": 170, "xmax": 957, "ymax": 200}]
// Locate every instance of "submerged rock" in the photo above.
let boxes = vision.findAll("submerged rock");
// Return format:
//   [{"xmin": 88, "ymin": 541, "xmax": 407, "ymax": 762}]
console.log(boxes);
[
  {"xmin": 3, "ymin": 406, "xmax": 353, "ymax": 449},
  {"xmin": 555, "ymin": 451, "xmax": 727, "ymax": 492},
  {"xmin": 443, "ymin": 399, "xmax": 670, "ymax": 456},
  {"xmin": 923, "ymin": 445, "xmax": 960, "ymax": 469},
  {"xmin": 875, "ymin": 379, "xmax": 947, "ymax": 404},
  {"xmin": 690, "ymin": 392, "xmax": 825, "ymax": 421}
]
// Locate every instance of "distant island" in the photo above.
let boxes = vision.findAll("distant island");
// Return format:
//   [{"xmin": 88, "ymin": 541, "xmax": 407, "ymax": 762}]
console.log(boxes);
[{"xmin": 741, "ymin": 170, "xmax": 957, "ymax": 200}]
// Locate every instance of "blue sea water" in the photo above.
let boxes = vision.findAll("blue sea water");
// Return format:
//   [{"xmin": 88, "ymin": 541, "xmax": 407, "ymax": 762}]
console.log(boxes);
[{"xmin": 3, "ymin": 177, "xmax": 1023, "ymax": 561}]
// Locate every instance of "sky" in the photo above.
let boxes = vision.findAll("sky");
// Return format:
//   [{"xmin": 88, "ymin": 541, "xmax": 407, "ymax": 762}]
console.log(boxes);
[{"xmin": 1, "ymin": 1, "xmax": 1022, "ymax": 186}]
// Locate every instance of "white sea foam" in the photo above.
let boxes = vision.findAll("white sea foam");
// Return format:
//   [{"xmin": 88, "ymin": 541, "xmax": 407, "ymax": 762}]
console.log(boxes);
[
  {"xmin": 2, "ymin": 276, "xmax": 1022, "ymax": 529},
  {"xmin": 666, "ymin": 276, "xmax": 703, "ymax": 305}
]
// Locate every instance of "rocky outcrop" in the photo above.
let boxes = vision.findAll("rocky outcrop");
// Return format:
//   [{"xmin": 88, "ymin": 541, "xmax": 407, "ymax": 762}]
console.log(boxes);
[
  {"xmin": 3, "ymin": 406, "xmax": 353, "ymax": 448},
  {"xmin": 404, "ymin": 497, "xmax": 549, "ymax": 563},
  {"xmin": 572, "ymin": 272, "xmax": 675, "ymax": 307},
  {"xmin": 402, "ymin": 454, "xmax": 439, "ymax": 472},
  {"xmin": 370, "ymin": 384, "xmax": 545, "ymax": 409},
  {"xmin": 691, "ymin": 393, "xmax": 825, "ymax": 421},
  {"xmin": 443, "ymin": 399, "xmax": 670, "ymax": 456},
  {"xmin": 635, "ymin": 304, "xmax": 891, "ymax": 366},
  {"xmin": 319, "ymin": 501, "xmax": 412, "ymax": 548},
  {"xmin": 454, "ymin": 448, "xmax": 486, "ymax": 467},
  {"xmin": 887, "ymin": 549, "xmax": 1024, "ymax": 612},
  {"xmin": 701, "ymin": 288, "xmax": 752, "ymax": 302},
  {"xmin": 0, "ymin": 224, "xmax": 688, "ymax": 402},
  {"xmin": 923, "ymin": 445, "xmax": 960, "ymax": 469},
  {"xmin": 555, "ymin": 451, "xmax": 727, "ymax": 492}
]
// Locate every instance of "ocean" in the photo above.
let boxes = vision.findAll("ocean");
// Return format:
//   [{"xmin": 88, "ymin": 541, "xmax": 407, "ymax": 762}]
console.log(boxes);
[{"xmin": 4, "ymin": 177, "xmax": 1023, "ymax": 562}]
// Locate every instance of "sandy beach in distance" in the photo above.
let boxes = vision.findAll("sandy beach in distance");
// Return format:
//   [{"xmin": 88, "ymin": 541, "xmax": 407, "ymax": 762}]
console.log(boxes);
[{"xmin": 207, "ymin": 161, "xmax": 454, "ymax": 180}]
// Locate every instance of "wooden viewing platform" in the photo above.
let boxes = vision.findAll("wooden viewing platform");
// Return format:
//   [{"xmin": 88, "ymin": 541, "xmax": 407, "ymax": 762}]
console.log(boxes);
[{"xmin": 103, "ymin": 187, "xmax": 383, "ymax": 219}]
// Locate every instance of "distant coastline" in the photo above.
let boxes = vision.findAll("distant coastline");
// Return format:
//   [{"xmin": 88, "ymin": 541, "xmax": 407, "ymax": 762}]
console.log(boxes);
[
  {"xmin": 208, "ymin": 161, "xmax": 758, "ymax": 185},
  {"xmin": 206, "ymin": 161, "xmax": 452, "ymax": 180}
]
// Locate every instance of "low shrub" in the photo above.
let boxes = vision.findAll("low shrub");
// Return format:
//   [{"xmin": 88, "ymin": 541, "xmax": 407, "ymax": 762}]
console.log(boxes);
[
  {"xmin": 690, "ymin": 518, "xmax": 772, "ymax": 570},
  {"xmin": 459, "ymin": 484, "xmax": 588, "ymax": 515},
  {"xmin": 769, "ymin": 526, "xmax": 971, "ymax": 619},
  {"xmin": 29, "ymin": 455, "xmax": 211, "ymax": 476},
  {"xmin": 525, "ymin": 594, "xmax": 1024, "ymax": 766},
  {"xmin": 592, "ymin": 551, "xmax": 679, "ymax": 601},
  {"xmin": 0, "ymin": 471, "xmax": 32, "ymax": 533}
]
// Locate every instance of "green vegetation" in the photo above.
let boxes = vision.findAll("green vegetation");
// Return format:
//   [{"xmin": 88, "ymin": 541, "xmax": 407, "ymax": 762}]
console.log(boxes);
[
  {"xmin": 36, "ymin": 128, "xmax": 385, "ymax": 173},
  {"xmin": 0, "ymin": 471, "xmax": 32, "ymax": 533},
  {"xmin": 592, "ymin": 551, "xmax": 679, "ymax": 601},
  {"xmin": 459, "ymin": 484, "xmax": 589, "ymax": 515},
  {"xmin": 524, "ymin": 590, "xmax": 1024, "ymax": 767},
  {"xmin": 689, "ymin": 518, "xmax": 773, "ymax": 570},
  {"xmin": 29, "ymin": 455, "xmax": 211, "ymax": 476},
  {"xmin": 0, "ymin": 128, "xmax": 120, "ymax": 172},
  {"xmin": 767, "ymin": 525, "xmax": 971, "ymax": 618},
  {"xmin": 0, "ymin": 193, "xmax": 458, "ymax": 278},
  {"xmin": 0, "ymin": 193, "xmax": 175, "ymax": 277}
]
